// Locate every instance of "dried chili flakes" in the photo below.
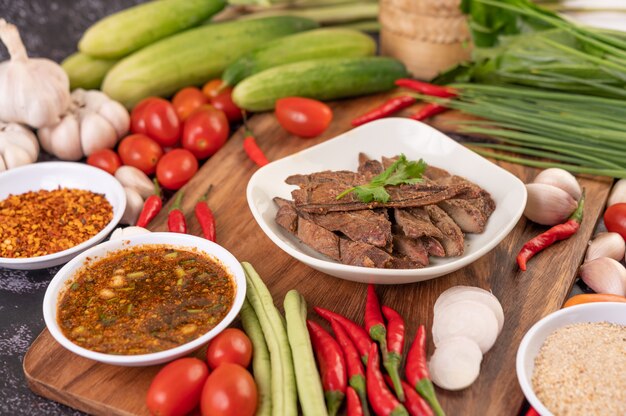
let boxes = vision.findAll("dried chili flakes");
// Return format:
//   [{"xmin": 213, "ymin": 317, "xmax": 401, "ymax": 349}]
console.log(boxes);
[{"xmin": 0, "ymin": 188, "xmax": 113, "ymax": 258}]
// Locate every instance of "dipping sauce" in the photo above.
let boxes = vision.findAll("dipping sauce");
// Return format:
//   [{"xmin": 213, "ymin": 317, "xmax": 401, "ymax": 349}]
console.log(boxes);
[
  {"xmin": 57, "ymin": 245, "xmax": 235, "ymax": 355},
  {"xmin": 532, "ymin": 321, "xmax": 626, "ymax": 416}
]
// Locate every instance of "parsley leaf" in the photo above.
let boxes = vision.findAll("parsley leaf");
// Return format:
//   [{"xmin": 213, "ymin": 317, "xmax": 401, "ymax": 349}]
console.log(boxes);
[{"xmin": 336, "ymin": 154, "xmax": 427, "ymax": 203}]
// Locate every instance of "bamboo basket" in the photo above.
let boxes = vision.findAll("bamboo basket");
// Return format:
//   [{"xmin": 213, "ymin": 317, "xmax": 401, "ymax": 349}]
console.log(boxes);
[{"xmin": 379, "ymin": 0, "xmax": 472, "ymax": 80}]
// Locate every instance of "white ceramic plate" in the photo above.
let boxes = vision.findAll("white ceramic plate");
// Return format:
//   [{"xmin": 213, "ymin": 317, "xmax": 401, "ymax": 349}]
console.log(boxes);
[
  {"xmin": 246, "ymin": 118, "xmax": 527, "ymax": 284},
  {"xmin": 0, "ymin": 162, "xmax": 126, "ymax": 270},
  {"xmin": 43, "ymin": 232, "xmax": 246, "ymax": 366},
  {"xmin": 516, "ymin": 302, "xmax": 626, "ymax": 416}
]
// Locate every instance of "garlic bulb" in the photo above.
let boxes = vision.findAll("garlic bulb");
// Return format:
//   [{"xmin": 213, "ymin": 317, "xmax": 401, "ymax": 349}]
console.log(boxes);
[
  {"xmin": 114, "ymin": 166, "xmax": 154, "ymax": 199},
  {"xmin": 121, "ymin": 187, "xmax": 144, "ymax": 225},
  {"xmin": 0, "ymin": 19, "xmax": 70, "ymax": 128},
  {"xmin": 0, "ymin": 122, "xmax": 39, "ymax": 171},
  {"xmin": 533, "ymin": 168, "xmax": 582, "ymax": 201},
  {"xmin": 607, "ymin": 179, "xmax": 626, "ymax": 207},
  {"xmin": 585, "ymin": 232, "xmax": 625, "ymax": 262},
  {"xmin": 110, "ymin": 226, "xmax": 150, "ymax": 241},
  {"xmin": 579, "ymin": 257, "xmax": 626, "ymax": 296},
  {"xmin": 524, "ymin": 183, "xmax": 578, "ymax": 225},
  {"xmin": 38, "ymin": 89, "xmax": 129, "ymax": 160}
]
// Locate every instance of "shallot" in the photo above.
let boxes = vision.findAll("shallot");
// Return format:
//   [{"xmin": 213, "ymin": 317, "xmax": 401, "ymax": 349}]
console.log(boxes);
[
  {"xmin": 585, "ymin": 232, "xmax": 625, "ymax": 262},
  {"xmin": 533, "ymin": 168, "xmax": 582, "ymax": 201},
  {"xmin": 121, "ymin": 187, "xmax": 144, "ymax": 225},
  {"xmin": 607, "ymin": 179, "xmax": 626, "ymax": 207},
  {"xmin": 110, "ymin": 226, "xmax": 150, "ymax": 241},
  {"xmin": 579, "ymin": 257, "xmax": 626, "ymax": 296},
  {"xmin": 428, "ymin": 336, "xmax": 483, "ymax": 391},
  {"xmin": 114, "ymin": 166, "xmax": 153, "ymax": 199},
  {"xmin": 433, "ymin": 286, "xmax": 504, "ymax": 334},
  {"xmin": 524, "ymin": 183, "xmax": 578, "ymax": 226}
]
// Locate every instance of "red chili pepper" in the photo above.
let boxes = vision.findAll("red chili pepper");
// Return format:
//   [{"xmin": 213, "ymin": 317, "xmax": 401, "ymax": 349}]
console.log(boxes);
[
  {"xmin": 394, "ymin": 79, "xmax": 456, "ymax": 98},
  {"xmin": 135, "ymin": 179, "xmax": 162, "ymax": 228},
  {"xmin": 307, "ymin": 320, "xmax": 347, "ymax": 416},
  {"xmin": 347, "ymin": 386, "xmax": 364, "ymax": 416},
  {"xmin": 351, "ymin": 96, "xmax": 416, "ymax": 127},
  {"xmin": 381, "ymin": 305, "xmax": 405, "ymax": 401},
  {"xmin": 409, "ymin": 103, "xmax": 448, "ymax": 121},
  {"xmin": 384, "ymin": 377, "xmax": 433, "ymax": 416},
  {"xmin": 517, "ymin": 192, "xmax": 585, "ymax": 271},
  {"xmin": 194, "ymin": 186, "xmax": 216, "ymax": 242},
  {"xmin": 406, "ymin": 325, "xmax": 445, "ymax": 416},
  {"xmin": 330, "ymin": 319, "xmax": 370, "ymax": 416},
  {"xmin": 167, "ymin": 192, "xmax": 187, "ymax": 234},
  {"xmin": 314, "ymin": 306, "xmax": 372, "ymax": 365},
  {"xmin": 243, "ymin": 129, "xmax": 269, "ymax": 167},
  {"xmin": 366, "ymin": 343, "xmax": 408, "ymax": 416},
  {"xmin": 525, "ymin": 407, "xmax": 540, "ymax": 416},
  {"xmin": 366, "ymin": 285, "xmax": 404, "ymax": 401}
]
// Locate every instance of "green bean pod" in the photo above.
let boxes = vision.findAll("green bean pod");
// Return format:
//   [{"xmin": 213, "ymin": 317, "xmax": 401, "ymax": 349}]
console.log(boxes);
[{"xmin": 284, "ymin": 290, "xmax": 327, "ymax": 416}]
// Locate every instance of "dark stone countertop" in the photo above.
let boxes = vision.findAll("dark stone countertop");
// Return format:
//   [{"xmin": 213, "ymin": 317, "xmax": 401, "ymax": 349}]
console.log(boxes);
[{"xmin": 0, "ymin": 1, "xmax": 141, "ymax": 415}]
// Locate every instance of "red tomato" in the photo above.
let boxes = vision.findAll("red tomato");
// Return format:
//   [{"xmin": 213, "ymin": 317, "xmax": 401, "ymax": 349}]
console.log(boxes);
[
  {"xmin": 206, "ymin": 328, "xmax": 252, "ymax": 370},
  {"xmin": 156, "ymin": 148, "xmax": 198, "ymax": 190},
  {"xmin": 275, "ymin": 97, "xmax": 333, "ymax": 138},
  {"xmin": 172, "ymin": 87, "xmax": 210, "ymax": 121},
  {"xmin": 210, "ymin": 87, "xmax": 242, "ymax": 122},
  {"xmin": 604, "ymin": 203, "xmax": 626, "ymax": 240},
  {"xmin": 146, "ymin": 358, "xmax": 209, "ymax": 416},
  {"xmin": 118, "ymin": 134, "xmax": 163, "ymax": 175},
  {"xmin": 131, "ymin": 97, "xmax": 181, "ymax": 147},
  {"xmin": 202, "ymin": 79, "xmax": 224, "ymax": 99},
  {"xmin": 86, "ymin": 149, "xmax": 122, "ymax": 175},
  {"xmin": 200, "ymin": 364, "xmax": 257, "ymax": 416},
  {"xmin": 182, "ymin": 106, "xmax": 230, "ymax": 159}
]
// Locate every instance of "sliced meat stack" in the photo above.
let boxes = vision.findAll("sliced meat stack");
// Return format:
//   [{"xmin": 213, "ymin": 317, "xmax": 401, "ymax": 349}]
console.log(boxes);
[{"xmin": 274, "ymin": 154, "xmax": 496, "ymax": 269}]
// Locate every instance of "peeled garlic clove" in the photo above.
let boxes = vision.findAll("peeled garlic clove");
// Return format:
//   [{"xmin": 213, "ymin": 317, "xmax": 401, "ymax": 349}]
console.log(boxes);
[
  {"xmin": 533, "ymin": 168, "xmax": 581, "ymax": 201},
  {"xmin": 524, "ymin": 183, "xmax": 578, "ymax": 226},
  {"xmin": 607, "ymin": 179, "xmax": 626, "ymax": 207},
  {"xmin": 121, "ymin": 187, "xmax": 144, "ymax": 225},
  {"xmin": 585, "ymin": 232, "xmax": 625, "ymax": 262},
  {"xmin": 580, "ymin": 257, "xmax": 626, "ymax": 296}
]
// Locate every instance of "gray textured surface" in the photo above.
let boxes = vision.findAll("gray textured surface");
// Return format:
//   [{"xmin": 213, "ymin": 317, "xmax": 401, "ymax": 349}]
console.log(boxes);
[{"xmin": 0, "ymin": 2, "xmax": 142, "ymax": 414}]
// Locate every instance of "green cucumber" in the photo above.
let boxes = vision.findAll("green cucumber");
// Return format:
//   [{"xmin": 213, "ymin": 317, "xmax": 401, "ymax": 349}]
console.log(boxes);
[
  {"xmin": 232, "ymin": 56, "xmax": 408, "ymax": 111},
  {"xmin": 222, "ymin": 28, "xmax": 376, "ymax": 86},
  {"xmin": 102, "ymin": 16, "xmax": 318, "ymax": 108},
  {"xmin": 79, "ymin": 0, "xmax": 226, "ymax": 59},
  {"xmin": 62, "ymin": 52, "xmax": 118, "ymax": 90}
]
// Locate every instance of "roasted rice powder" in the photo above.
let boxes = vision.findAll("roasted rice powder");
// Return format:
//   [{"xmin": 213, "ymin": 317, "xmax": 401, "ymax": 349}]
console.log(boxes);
[{"xmin": 0, "ymin": 188, "xmax": 113, "ymax": 258}]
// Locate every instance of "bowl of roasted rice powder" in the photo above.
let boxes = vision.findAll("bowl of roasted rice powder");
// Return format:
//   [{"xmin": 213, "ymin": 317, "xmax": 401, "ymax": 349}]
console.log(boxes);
[
  {"xmin": 0, "ymin": 162, "xmax": 125, "ymax": 270},
  {"xmin": 516, "ymin": 302, "xmax": 626, "ymax": 416}
]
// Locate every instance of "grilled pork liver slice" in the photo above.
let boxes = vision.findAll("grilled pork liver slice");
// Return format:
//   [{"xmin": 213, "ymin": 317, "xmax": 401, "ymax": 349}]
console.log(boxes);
[
  {"xmin": 424, "ymin": 205, "xmax": 465, "ymax": 256},
  {"xmin": 306, "ymin": 209, "xmax": 392, "ymax": 248},
  {"xmin": 358, "ymin": 153, "xmax": 384, "ymax": 178},
  {"xmin": 394, "ymin": 207, "xmax": 444, "ymax": 239},
  {"xmin": 339, "ymin": 238, "xmax": 394, "ymax": 268},
  {"xmin": 393, "ymin": 233, "xmax": 429, "ymax": 267},
  {"xmin": 438, "ymin": 197, "xmax": 494, "ymax": 233},
  {"xmin": 274, "ymin": 197, "xmax": 298, "ymax": 233},
  {"xmin": 422, "ymin": 236, "xmax": 446, "ymax": 257}
]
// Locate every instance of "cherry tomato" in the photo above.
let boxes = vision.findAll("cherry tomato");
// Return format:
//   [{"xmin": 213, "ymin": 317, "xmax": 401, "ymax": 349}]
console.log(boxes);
[
  {"xmin": 211, "ymin": 89, "xmax": 242, "ymax": 122},
  {"xmin": 118, "ymin": 134, "xmax": 163, "ymax": 175},
  {"xmin": 131, "ymin": 97, "xmax": 181, "ymax": 147},
  {"xmin": 172, "ymin": 87, "xmax": 210, "ymax": 121},
  {"xmin": 206, "ymin": 328, "xmax": 252, "ymax": 370},
  {"xmin": 202, "ymin": 79, "xmax": 224, "ymax": 99},
  {"xmin": 86, "ymin": 149, "xmax": 122, "ymax": 175},
  {"xmin": 182, "ymin": 106, "xmax": 230, "ymax": 160},
  {"xmin": 604, "ymin": 203, "xmax": 626, "ymax": 240},
  {"xmin": 275, "ymin": 97, "xmax": 333, "ymax": 138},
  {"xmin": 200, "ymin": 363, "xmax": 257, "ymax": 416},
  {"xmin": 146, "ymin": 358, "xmax": 209, "ymax": 416},
  {"xmin": 156, "ymin": 148, "xmax": 198, "ymax": 190}
]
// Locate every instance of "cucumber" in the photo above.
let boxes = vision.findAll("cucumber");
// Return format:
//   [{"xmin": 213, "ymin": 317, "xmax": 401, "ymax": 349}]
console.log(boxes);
[
  {"xmin": 61, "ymin": 52, "xmax": 118, "ymax": 90},
  {"xmin": 102, "ymin": 16, "xmax": 319, "ymax": 108},
  {"xmin": 232, "ymin": 57, "xmax": 408, "ymax": 111},
  {"xmin": 79, "ymin": 0, "xmax": 226, "ymax": 59},
  {"xmin": 222, "ymin": 28, "xmax": 376, "ymax": 86}
]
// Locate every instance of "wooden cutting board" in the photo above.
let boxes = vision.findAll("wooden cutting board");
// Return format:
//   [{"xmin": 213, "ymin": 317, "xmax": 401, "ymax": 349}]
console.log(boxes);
[{"xmin": 24, "ymin": 92, "xmax": 612, "ymax": 416}]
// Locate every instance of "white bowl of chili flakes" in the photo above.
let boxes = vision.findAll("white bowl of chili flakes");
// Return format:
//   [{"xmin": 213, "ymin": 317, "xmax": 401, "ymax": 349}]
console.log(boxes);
[
  {"xmin": 43, "ymin": 232, "xmax": 246, "ymax": 366},
  {"xmin": 0, "ymin": 162, "xmax": 126, "ymax": 270}
]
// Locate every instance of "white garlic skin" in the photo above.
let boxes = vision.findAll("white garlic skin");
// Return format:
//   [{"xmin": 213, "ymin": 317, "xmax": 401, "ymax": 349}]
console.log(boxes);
[
  {"xmin": 579, "ymin": 257, "xmax": 626, "ymax": 296},
  {"xmin": 533, "ymin": 168, "xmax": 582, "ymax": 201},
  {"xmin": 607, "ymin": 179, "xmax": 626, "ymax": 207},
  {"xmin": 585, "ymin": 232, "xmax": 626, "ymax": 262},
  {"xmin": 0, "ymin": 19, "xmax": 70, "ymax": 128},
  {"xmin": 0, "ymin": 122, "xmax": 39, "ymax": 171},
  {"xmin": 524, "ymin": 183, "xmax": 578, "ymax": 226}
]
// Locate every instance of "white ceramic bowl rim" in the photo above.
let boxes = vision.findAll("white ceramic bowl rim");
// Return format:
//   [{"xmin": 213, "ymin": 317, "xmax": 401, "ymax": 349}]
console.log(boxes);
[
  {"xmin": 0, "ymin": 161, "xmax": 126, "ymax": 266},
  {"xmin": 43, "ymin": 232, "xmax": 246, "ymax": 366},
  {"xmin": 516, "ymin": 302, "xmax": 626, "ymax": 416}
]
